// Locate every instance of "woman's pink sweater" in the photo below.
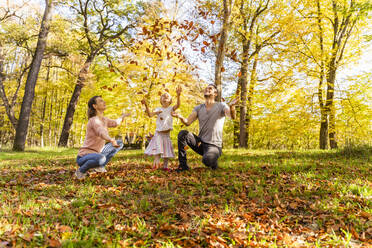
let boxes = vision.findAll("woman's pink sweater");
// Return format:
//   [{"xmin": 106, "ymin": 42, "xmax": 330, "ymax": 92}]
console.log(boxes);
[{"xmin": 78, "ymin": 116, "xmax": 117, "ymax": 157}]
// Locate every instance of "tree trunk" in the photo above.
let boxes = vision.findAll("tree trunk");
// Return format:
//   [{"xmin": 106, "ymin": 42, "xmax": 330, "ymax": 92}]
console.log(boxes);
[
  {"xmin": 56, "ymin": 89, "xmax": 64, "ymax": 146},
  {"xmin": 233, "ymin": 109, "xmax": 240, "ymax": 148},
  {"xmin": 239, "ymin": 42, "xmax": 249, "ymax": 148},
  {"xmin": 326, "ymin": 59, "xmax": 338, "ymax": 149},
  {"xmin": 0, "ymin": 115, "xmax": 3, "ymax": 149},
  {"xmin": 215, "ymin": 0, "xmax": 234, "ymax": 101},
  {"xmin": 246, "ymin": 53, "xmax": 258, "ymax": 148},
  {"xmin": 48, "ymin": 88, "xmax": 54, "ymax": 146},
  {"xmin": 329, "ymin": 100, "xmax": 338, "ymax": 149},
  {"xmin": 319, "ymin": 110, "xmax": 328, "ymax": 149},
  {"xmin": 40, "ymin": 95, "xmax": 47, "ymax": 147},
  {"xmin": 0, "ymin": 48, "xmax": 18, "ymax": 129},
  {"xmin": 318, "ymin": 73, "xmax": 328, "ymax": 150},
  {"xmin": 233, "ymin": 79, "xmax": 241, "ymax": 148},
  {"xmin": 58, "ymin": 55, "xmax": 94, "ymax": 147},
  {"xmin": 29, "ymin": 97, "xmax": 37, "ymax": 147},
  {"xmin": 316, "ymin": 0, "xmax": 329, "ymax": 150},
  {"xmin": 40, "ymin": 59, "xmax": 50, "ymax": 147},
  {"xmin": 13, "ymin": 0, "xmax": 53, "ymax": 151},
  {"xmin": 79, "ymin": 123, "xmax": 84, "ymax": 146}
]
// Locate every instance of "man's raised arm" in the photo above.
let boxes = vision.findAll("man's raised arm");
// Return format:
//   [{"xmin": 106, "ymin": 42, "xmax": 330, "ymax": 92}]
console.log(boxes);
[
  {"xmin": 224, "ymin": 98, "xmax": 238, "ymax": 119},
  {"xmin": 172, "ymin": 111, "xmax": 197, "ymax": 126}
]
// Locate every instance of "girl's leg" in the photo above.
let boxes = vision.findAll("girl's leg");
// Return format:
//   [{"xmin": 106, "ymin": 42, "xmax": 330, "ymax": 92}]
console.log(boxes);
[
  {"xmin": 153, "ymin": 154, "xmax": 160, "ymax": 169},
  {"xmin": 163, "ymin": 158, "xmax": 169, "ymax": 169}
]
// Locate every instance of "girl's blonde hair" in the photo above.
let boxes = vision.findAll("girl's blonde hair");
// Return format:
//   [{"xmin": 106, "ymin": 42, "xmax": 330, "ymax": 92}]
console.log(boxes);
[{"xmin": 160, "ymin": 92, "xmax": 172, "ymax": 105}]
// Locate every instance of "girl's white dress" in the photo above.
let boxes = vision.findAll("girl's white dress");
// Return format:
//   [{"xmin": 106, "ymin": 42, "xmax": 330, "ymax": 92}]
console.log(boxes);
[{"xmin": 144, "ymin": 106, "xmax": 175, "ymax": 158}]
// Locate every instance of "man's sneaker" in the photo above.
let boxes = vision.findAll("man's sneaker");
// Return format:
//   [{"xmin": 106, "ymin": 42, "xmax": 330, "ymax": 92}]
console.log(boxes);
[
  {"xmin": 94, "ymin": 167, "xmax": 107, "ymax": 173},
  {"xmin": 75, "ymin": 169, "xmax": 86, "ymax": 179},
  {"xmin": 175, "ymin": 166, "xmax": 189, "ymax": 172}
]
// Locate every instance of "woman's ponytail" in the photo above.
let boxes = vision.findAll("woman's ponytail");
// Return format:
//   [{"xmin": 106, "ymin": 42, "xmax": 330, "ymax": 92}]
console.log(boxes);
[{"xmin": 87, "ymin": 96, "xmax": 101, "ymax": 119}]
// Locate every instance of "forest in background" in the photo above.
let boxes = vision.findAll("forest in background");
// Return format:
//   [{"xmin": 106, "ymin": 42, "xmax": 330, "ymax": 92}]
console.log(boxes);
[{"xmin": 0, "ymin": 0, "xmax": 371, "ymax": 151}]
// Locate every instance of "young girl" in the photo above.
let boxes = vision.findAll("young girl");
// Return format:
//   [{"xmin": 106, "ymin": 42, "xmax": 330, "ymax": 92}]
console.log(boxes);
[{"xmin": 141, "ymin": 86, "xmax": 182, "ymax": 171}]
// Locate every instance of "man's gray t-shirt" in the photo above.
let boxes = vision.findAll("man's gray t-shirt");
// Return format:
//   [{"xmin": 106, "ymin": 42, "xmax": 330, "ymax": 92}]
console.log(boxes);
[{"xmin": 193, "ymin": 102, "xmax": 229, "ymax": 148}]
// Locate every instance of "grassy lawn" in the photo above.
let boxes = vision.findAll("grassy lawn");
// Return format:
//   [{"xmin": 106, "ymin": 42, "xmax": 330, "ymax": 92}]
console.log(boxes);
[{"xmin": 0, "ymin": 147, "xmax": 371, "ymax": 247}]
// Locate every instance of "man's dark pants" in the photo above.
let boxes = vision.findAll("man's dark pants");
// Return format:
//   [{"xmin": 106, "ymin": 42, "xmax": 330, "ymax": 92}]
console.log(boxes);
[{"xmin": 177, "ymin": 130, "xmax": 222, "ymax": 169}]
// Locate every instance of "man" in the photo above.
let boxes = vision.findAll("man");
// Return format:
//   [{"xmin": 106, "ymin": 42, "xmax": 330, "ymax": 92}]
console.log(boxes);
[{"xmin": 172, "ymin": 84, "xmax": 238, "ymax": 171}]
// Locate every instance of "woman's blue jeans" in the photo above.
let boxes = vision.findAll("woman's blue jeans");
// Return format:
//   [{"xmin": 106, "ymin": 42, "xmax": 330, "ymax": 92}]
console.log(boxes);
[{"xmin": 76, "ymin": 140, "xmax": 123, "ymax": 173}]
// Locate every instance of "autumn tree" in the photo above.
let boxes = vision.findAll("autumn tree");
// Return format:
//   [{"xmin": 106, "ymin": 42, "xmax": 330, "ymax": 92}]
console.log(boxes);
[
  {"xmin": 233, "ymin": 0, "xmax": 272, "ymax": 148},
  {"xmin": 12, "ymin": 0, "xmax": 54, "ymax": 151},
  {"xmin": 290, "ymin": 0, "xmax": 371, "ymax": 149},
  {"xmin": 0, "ymin": 1, "xmax": 30, "ymax": 131},
  {"xmin": 58, "ymin": 0, "xmax": 141, "ymax": 147}
]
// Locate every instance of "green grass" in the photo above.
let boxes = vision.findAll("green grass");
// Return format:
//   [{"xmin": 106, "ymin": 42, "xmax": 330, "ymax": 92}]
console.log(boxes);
[{"xmin": 0, "ymin": 147, "xmax": 371, "ymax": 247}]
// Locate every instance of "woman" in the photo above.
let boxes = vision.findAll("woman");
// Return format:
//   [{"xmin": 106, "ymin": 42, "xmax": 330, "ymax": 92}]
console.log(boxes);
[{"xmin": 75, "ymin": 96, "xmax": 130, "ymax": 179}]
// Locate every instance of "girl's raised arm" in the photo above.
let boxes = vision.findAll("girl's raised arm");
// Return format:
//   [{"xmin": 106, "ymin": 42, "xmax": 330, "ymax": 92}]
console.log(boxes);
[
  {"xmin": 173, "ymin": 85, "xmax": 182, "ymax": 111},
  {"xmin": 141, "ymin": 99, "xmax": 162, "ymax": 117}
]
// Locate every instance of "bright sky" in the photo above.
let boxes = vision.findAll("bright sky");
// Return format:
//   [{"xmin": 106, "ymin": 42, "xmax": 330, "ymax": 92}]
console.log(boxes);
[{"xmin": 340, "ymin": 43, "xmax": 372, "ymax": 79}]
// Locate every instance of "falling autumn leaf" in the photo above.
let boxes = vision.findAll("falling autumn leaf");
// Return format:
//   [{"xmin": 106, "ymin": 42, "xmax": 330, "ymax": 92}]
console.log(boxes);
[{"xmin": 192, "ymin": 34, "xmax": 199, "ymax": 42}]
